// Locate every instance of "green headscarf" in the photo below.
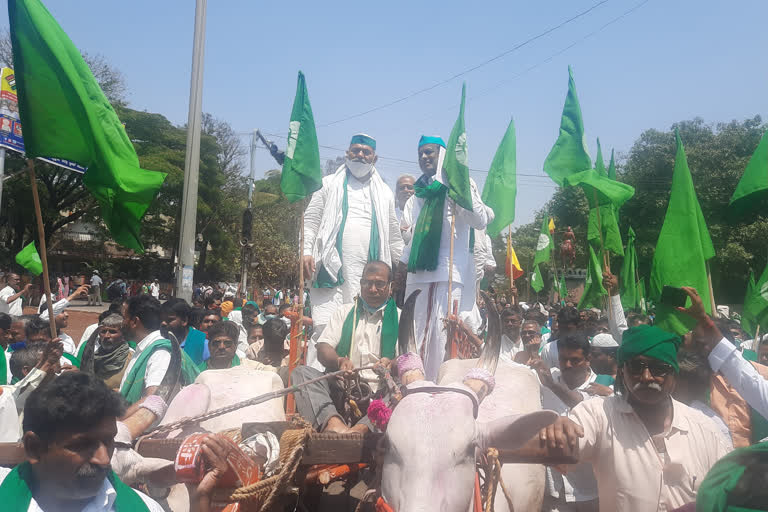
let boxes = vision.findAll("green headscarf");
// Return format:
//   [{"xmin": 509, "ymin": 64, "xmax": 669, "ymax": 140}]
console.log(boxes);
[
  {"xmin": 696, "ymin": 441, "xmax": 768, "ymax": 512},
  {"xmin": 618, "ymin": 325, "xmax": 681, "ymax": 373}
]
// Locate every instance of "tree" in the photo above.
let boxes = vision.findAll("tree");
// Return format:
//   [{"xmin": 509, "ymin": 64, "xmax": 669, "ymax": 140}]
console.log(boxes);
[
  {"xmin": 509, "ymin": 116, "xmax": 768, "ymax": 305},
  {"xmin": 324, "ymin": 156, "xmax": 344, "ymax": 176}
]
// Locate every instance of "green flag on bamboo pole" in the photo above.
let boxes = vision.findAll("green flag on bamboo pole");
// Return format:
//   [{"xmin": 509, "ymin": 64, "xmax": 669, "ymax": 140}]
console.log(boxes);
[
  {"xmin": 650, "ymin": 129, "xmax": 716, "ymax": 335},
  {"xmin": 531, "ymin": 264, "xmax": 544, "ymax": 293},
  {"xmin": 440, "ymin": 83, "xmax": 472, "ymax": 210},
  {"xmin": 595, "ymin": 138, "xmax": 607, "ymax": 177},
  {"xmin": 482, "ymin": 117, "xmax": 516, "ymax": 237},
  {"xmin": 559, "ymin": 273, "xmax": 568, "ymax": 301},
  {"xmin": 608, "ymin": 149, "xmax": 617, "ymax": 180},
  {"xmin": 543, "ymin": 67, "xmax": 592, "ymax": 187},
  {"xmin": 638, "ymin": 278, "xmax": 647, "ymax": 315},
  {"xmin": 620, "ymin": 226, "xmax": 639, "ymax": 310},
  {"xmin": 742, "ymin": 263, "xmax": 768, "ymax": 339},
  {"xmin": 9, "ymin": 0, "xmax": 167, "ymax": 252},
  {"xmin": 564, "ymin": 169, "xmax": 634, "ymax": 256},
  {"xmin": 578, "ymin": 244, "xmax": 606, "ymax": 309},
  {"xmin": 15, "ymin": 242, "xmax": 42, "ymax": 275},
  {"xmin": 742, "ymin": 270, "xmax": 758, "ymax": 338},
  {"xmin": 729, "ymin": 130, "xmax": 768, "ymax": 218},
  {"xmin": 533, "ymin": 217, "xmax": 553, "ymax": 267},
  {"xmin": 280, "ymin": 71, "xmax": 322, "ymax": 203}
]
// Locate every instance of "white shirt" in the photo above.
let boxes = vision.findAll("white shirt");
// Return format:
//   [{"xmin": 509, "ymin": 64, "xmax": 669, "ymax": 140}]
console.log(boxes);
[
  {"xmin": 58, "ymin": 333, "xmax": 76, "ymax": 356},
  {"xmin": 0, "ymin": 367, "xmax": 46, "ymax": 442},
  {"xmin": 119, "ymin": 330, "xmax": 172, "ymax": 391},
  {"xmin": 499, "ymin": 334, "xmax": 524, "ymax": 364},
  {"xmin": 400, "ymin": 177, "xmax": 492, "ymax": 285},
  {"xmin": 544, "ymin": 368, "xmax": 599, "ymax": 503},
  {"xmin": 0, "ymin": 466, "xmax": 163, "ymax": 512},
  {"xmin": 708, "ymin": 337, "xmax": 768, "ymax": 420},
  {"xmin": 38, "ymin": 295, "xmax": 69, "ymax": 322},
  {"xmin": 80, "ymin": 323, "xmax": 99, "ymax": 347},
  {"xmin": 608, "ymin": 294, "xmax": 628, "ymax": 343},
  {"xmin": 90, "ymin": 274, "xmax": 103, "ymax": 287},
  {"xmin": 149, "ymin": 282, "xmax": 159, "ymax": 298},
  {"xmin": 689, "ymin": 399, "xmax": 733, "ymax": 449},
  {"xmin": 541, "ymin": 339, "xmax": 560, "ymax": 369},
  {"xmin": 318, "ymin": 301, "xmax": 400, "ymax": 392},
  {"xmin": 0, "ymin": 285, "xmax": 23, "ymax": 316},
  {"xmin": 224, "ymin": 310, "xmax": 249, "ymax": 358}
]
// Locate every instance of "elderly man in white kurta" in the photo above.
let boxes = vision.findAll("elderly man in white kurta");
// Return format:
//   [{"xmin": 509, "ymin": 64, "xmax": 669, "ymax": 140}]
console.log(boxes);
[
  {"xmin": 303, "ymin": 134, "xmax": 404, "ymax": 367},
  {"xmin": 400, "ymin": 135, "xmax": 492, "ymax": 380}
]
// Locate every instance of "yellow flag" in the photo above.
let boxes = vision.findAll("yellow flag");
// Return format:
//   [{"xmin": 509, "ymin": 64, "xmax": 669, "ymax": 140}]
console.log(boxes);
[
  {"xmin": 548, "ymin": 217, "xmax": 556, "ymax": 234},
  {"xmin": 506, "ymin": 236, "xmax": 523, "ymax": 280}
]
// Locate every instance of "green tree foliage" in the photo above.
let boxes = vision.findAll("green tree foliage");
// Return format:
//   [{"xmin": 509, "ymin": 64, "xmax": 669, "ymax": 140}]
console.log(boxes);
[{"xmin": 506, "ymin": 116, "xmax": 768, "ymax": 304}]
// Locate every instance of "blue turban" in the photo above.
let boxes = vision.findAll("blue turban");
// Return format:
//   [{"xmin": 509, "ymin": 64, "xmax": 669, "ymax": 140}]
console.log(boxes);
[
  {"xmin": 418, "ymin": 135, "xmax": 446, "ymax": 148},
  {"xmin": 350, "ymin": 133, "xmax": 376, "ymax": 150}
]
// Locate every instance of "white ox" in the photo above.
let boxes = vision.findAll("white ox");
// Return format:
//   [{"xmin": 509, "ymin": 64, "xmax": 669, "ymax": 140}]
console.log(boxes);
[
  {"xmin": 380, "ymin": 292, "xmax": 556, "ymax": 512},
  {"xmin": 160, "ymin": 364, "xmax": 285, "ymax": 512}
]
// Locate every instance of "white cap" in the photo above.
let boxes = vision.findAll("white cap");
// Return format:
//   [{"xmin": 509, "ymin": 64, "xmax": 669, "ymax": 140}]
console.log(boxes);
[{"xmin": 592, "ymin": 333, "xmax": 618, "ymax": 348}]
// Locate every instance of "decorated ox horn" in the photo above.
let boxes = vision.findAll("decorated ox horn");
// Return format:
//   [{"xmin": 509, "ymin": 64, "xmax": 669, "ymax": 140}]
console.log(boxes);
[
  {"xmin": 398, "ymin": 289, "xmax": 421, "ymax": 355},
  {"xmin": 477, "ymin": 291, "xmax": 500, "ymax": 374},
  {"xmin": 156, "ymin": 330, "xmax": 183, "ymax": 403},
  {"xmin": 77, "ymin": 327, "xmax": 100, "ymax": 376}
]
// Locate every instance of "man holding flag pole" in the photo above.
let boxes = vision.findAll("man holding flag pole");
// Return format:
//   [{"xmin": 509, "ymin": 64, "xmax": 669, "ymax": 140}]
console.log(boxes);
[{"xmin": 399, "ymin": 84, "xmax": 492, "ymax": 380}]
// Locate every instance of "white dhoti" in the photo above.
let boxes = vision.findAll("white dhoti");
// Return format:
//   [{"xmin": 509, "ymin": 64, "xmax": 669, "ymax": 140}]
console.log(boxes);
[{"xmin": 406, "ymin": 280, "xmax": 467, "ymax": 381}]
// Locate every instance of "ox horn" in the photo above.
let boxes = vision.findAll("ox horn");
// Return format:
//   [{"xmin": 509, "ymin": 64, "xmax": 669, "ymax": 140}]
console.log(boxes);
[
  {"xmin": 398, "ymin": 289, "xmax": 421, "ymax": 355},
  {"xmin": 156, "ymin": 330, "xmax": 183, "ymax": 403},
  {"xmin": 477, "ymin": 291, "xmax": 500, "ymax": 374}
]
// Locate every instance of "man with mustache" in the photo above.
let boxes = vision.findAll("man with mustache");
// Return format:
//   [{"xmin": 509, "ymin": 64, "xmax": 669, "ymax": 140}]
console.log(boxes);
[
  {"xmin": 0, "ymin": 372, "xmax": 163, "ymax": 510},
  {"xmin": 541, "ymin": 323, "xmax": 731, "ymax": 511},
  {"xmin": 303, "ymin": 134, "xmax": 404, "ymax": 368},
  {"xmin": 398, "ymin": 135, "xmax": 492, "ymax": 380}
]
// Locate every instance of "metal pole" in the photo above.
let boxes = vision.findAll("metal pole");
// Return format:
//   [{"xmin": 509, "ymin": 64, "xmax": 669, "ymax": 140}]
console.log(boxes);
[
  {"xmin": 175, "ymin": 0, "xmax": 207, "ymax": 302},
  {"xmin": 248, "ymin": 130, "xmax": 257, "ymax": 209},
  {"xmin": 0, "ymin": 149, "xmax": 6, "ymax": 213}
]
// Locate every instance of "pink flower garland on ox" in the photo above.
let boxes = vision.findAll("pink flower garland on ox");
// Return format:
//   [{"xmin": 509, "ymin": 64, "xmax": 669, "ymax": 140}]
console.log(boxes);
[{"xmin": 367, "ymin": 399, "xmax": 393, "ymax": 430}]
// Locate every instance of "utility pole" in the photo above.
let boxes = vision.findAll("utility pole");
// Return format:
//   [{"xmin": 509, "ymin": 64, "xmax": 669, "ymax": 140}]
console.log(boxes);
[
  {"xmin": 238, "ymin": 131, "xmax": 257, "ymax": 300},
  {"xmin": 175, "ymin": 0, "xmax": 207, "ymax": 301}
]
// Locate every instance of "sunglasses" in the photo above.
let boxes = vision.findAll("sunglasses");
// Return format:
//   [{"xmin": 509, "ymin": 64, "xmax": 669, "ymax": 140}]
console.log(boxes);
[{"xmin": 627, "ymin": 359, "xmax": 674, "ymax": 378}]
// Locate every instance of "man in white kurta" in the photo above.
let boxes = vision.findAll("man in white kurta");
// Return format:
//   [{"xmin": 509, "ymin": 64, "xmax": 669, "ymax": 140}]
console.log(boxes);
[
  {"xmin": 399, "ymin": 136, "xmax": 492, "ymax": 380},
  {"xmin": 303, "ymin": 134, "xmax": 404, "ymax": 367}
]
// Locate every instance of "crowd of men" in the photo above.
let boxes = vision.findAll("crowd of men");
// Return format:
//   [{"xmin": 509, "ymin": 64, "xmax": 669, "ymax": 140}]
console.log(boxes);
[{"xmin": 0, "ymin": 133, "xmax": 765, "ymax": 511}]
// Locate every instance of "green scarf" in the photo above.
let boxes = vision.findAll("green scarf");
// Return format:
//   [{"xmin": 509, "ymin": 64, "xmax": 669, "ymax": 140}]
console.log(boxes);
[
  {"xmin": 198, "ymin": 354, "xmax": 240, "ymax": 371},
  {"xmin": 0, "ymin": 345, "xmax": 6, "ymax": 385},
  {"xmin": 120, "ymin": 339, "xmax": 173, "ymax": 404},
  {"xmin": 408, "ymin": 177, "xmax": 447, "ymax": 272},
  {"xmin": 0, "ymin": 462, "xmax": 149, "ymax": 512},
  {"xmin": 62, "ymin": 352, "xmax": 80, "ymax": 367},
  {"xmin": 336, "ymin": 297, "xmax": 398, "ymax": 359},
  {"xmin": 696, "ymin": 441, "xmax": 768, "ymax": 512},
  {"xmin": 316, "ymin": 171, "xmax": 380, "ymax": 288}
]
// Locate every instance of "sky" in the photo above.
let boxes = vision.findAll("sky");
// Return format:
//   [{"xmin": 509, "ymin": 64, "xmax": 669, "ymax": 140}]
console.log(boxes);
[{"xmin": 3, "ymin": 0, "xmax": 767, "ymax": 228}]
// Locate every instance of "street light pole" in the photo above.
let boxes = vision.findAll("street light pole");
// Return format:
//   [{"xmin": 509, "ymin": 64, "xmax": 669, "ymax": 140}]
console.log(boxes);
[
  {"xmin": 175, "ymin": 0, "xmax": 207, "ymax": 301},
  {"xmin": 238, "ymin": 131, "xmax": 257, "ymax": 300}
]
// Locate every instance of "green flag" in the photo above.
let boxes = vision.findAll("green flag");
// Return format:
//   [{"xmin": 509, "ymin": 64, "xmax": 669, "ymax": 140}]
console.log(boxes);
[
  {"xmin": 280, "ymin": 71, "xmax": 322, "ymax": 203},
  {"xmin": 440, "ymin": 83, "xmax": 472, "ymax": 210},
  {"xmin": 638, "ymin": 278, "xmax": 647, "ymax": 315},
  {"xmin": 742, "ymin": 263, "xmax": 768, "ymax": 339},
  {"xmin": 533, "ymin": 217, "xmax": 553, "ymax": 267},
  {"xmin": 620, "ymin": 226, "xmax": 639, "ymax": 310},
  {"xmin": 650, "ymin": 129, "xmax": 716, "ymax": 335},
  {"xmin": 15, "ymin": 242, "xmax": 42, "ymax": 275},
  {"xmin": 9, "ymin": 0, "xmax": 167, "ymax": 252},
  {"xmin": 608, "ymin": 149, "xmax": 617, "ymax": 180},
  {"xmin": 531, "ymin": 264, "xmax": 544, "ymax": 293},
  {"xmin": 742, "ymin": 270, "xmax": 758, "ymax": 337},
  {"xmin": 595, "ymin": 138, "xmax": 607, "ymax": 177},
  {"xmin": 578, "ymin": 244, "xmax": 606, "ymax": 309},
  {"xmin": 729, "ymin": 130, "xmax": 768, "ymax": 218},
  {"xmin": 543, "ymin": 66, "xmax": 592, "ymax": 187},
  {"xmin": 564, "ymin": 168, "xmax": 634, "ymax": 256},
  {"xmin": 482, "ymin": 117, "xmax": 516, "ymax": 237}
]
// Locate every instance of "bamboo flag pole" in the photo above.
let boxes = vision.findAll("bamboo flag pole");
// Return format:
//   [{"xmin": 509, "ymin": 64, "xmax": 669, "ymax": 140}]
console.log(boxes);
[
  {"xmin": 447, "ymin": 210, "xmax": 456, "ymax": 308},
  {"xmin": 286, "ymin": 199, "xmax": 305, "ymax": 415},
  {"xmin": 508, "ymin": 226, "xmax": 515, "ymax": 305},
  {"xmin": 549, "ymin": 220, "xmax": 559, "ymax": 304},
  {"xmin": 27, "ymin": 160, "xmax": 56, "ymax": 338}
]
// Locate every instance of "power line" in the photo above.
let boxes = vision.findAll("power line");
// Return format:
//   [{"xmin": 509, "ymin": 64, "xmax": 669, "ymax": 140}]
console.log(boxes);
[{"xmin": 318, "ymin": 0, "xmax": 613, "ymax": 127}]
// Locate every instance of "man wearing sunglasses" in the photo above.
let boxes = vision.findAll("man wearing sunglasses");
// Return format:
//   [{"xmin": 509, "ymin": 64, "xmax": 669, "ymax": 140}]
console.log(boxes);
[{"xmin": 539, "ymin": 323, "xmax": 731, "ymax": 511}]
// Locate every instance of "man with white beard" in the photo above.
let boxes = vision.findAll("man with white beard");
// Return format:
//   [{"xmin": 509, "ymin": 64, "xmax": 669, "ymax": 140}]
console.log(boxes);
[
  {"xmin": 303, "ymin": 134, "xmax": 404, "ymax": 368},
  {"xmin": 399, "ymin": 135, "xmax": 492, "ymax": 380}
]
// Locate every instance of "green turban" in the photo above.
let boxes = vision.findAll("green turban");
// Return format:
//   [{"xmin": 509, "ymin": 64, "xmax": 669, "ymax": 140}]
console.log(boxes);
[
  {"xmin": 618, "ymin": 325, "xmax": 681, "ymax": 373},
  {"xmin": 696, "ymin": 441, "xmax": 768, "ymax": 512},
  {"xmin": 418, "ymin": 135, "xmax": 446, "ymax": 148},
  {"xmin": 350, "ymin": 133, "xmax": 376, "ymax": 150}
]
